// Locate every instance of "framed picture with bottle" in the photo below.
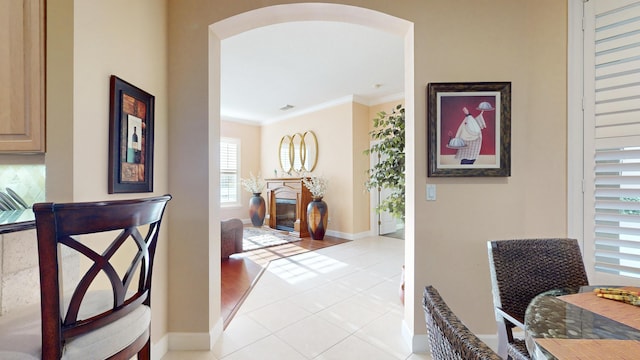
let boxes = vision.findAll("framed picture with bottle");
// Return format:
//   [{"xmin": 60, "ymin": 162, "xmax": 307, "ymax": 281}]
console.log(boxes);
[{"xmin": 108, "ymin": 75, "xmax": 155, "ymax": 193}]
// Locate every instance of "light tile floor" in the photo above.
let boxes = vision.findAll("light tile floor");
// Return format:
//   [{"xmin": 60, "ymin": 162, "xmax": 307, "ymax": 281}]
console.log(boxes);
[{"xmin": 162, "ymin": 235, "xmax": 432, "ymax": 360}]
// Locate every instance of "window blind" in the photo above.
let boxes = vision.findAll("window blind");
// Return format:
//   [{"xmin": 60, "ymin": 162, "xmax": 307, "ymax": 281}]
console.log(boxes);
[
  {"xmin": 220, "ymin": 138, "xmax": 239, "ymax": 204},
  {"xmin": 592, "ymin": 0, "xmax": 640, "ymax": 277}
]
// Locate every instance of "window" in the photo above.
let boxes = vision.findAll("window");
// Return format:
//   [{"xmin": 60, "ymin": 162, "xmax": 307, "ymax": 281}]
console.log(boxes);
[
  {"xmin": 220, "ymin": 138, "xmax": 240, "ymax": 205},
  {"xmin": 580, "ymin": 0, "xmax": 640, "ymax": 281}
]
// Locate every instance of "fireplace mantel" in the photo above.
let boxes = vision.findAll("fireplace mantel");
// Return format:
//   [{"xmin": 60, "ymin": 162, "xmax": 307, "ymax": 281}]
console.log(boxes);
[{"xmin": 265, "ymin": 178, "xmax": 312, "ymax": 238}]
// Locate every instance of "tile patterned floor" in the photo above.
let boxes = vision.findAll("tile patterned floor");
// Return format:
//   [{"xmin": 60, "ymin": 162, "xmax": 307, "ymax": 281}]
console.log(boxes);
[{"xmin": 162, "ymin": 235, "xmax": 431, "ymax": 360}]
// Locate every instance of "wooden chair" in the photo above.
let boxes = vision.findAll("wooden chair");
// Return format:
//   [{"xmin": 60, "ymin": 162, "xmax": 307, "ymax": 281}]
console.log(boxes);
[
  {"xmin": 487, "ymin": 238, "xmax": 589, "ymax": 360},
  {"xmin": 423, "ymin": 285, "xmax": 501, "ymax": 360},
  {"xmin": 28, "ymin": 195, "xmax": 171, "ymax": 359}
]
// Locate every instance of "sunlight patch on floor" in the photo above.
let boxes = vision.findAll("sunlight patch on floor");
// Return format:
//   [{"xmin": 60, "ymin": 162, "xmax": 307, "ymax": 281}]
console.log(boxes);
[{"xmin": 268, "ymin": 252, "xmax": 347, "ymax": 284}]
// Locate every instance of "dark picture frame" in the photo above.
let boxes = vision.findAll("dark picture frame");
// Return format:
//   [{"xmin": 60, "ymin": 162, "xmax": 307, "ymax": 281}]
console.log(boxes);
[
  {"xmin": 108, "ymin": 75, "xmax": 155, "ymax": 193},
  {"xmin": 427, "ymin": 82, "xmax": 511, "ymax": 177}
]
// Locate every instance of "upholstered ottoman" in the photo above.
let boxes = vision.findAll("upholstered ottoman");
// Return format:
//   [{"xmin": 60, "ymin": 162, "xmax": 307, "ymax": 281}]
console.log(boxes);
[{"xmin": 221, "ymin": 219, "xmax": 243, "ymax": 259}]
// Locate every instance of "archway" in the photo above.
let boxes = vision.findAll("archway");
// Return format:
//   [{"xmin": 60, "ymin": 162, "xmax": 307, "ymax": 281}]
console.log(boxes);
[{"xmin": 209, "ymin": 2, "xmax": 416, "ymax": 348}]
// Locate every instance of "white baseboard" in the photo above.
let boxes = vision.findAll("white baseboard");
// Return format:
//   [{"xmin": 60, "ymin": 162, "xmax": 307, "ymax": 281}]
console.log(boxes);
[
  {"xmin": 157, "ymin": 318, "xmax": 223, "ymax": 354},
  {"xmin": 325, "ymin": 229, "xmax": 372, "ymax": 240},
  {"xmin": 402, "ymin": 320, "xmax": 429, "ymax": 353},
  {"xmin": 152, "ymin": 334, "xmax": 169, "ymax": 360}
]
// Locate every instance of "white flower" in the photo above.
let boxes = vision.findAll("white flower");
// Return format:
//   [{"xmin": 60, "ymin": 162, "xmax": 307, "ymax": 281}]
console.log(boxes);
[
  {"xmin": 302, "ymin": 175, "xmax": 328, "ymax": 198},
  {"xmin": 241, "ymin": 172, "xmax": 266, "ymax": 194}
]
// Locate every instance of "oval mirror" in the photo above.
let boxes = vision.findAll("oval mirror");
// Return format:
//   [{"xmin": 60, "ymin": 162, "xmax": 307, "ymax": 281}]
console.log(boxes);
[
  {"xmin": 278, "ymin": 135, "xmax": 293, "ymax": 174},
  {"xmin": 302, "ymin": 131, "xmax": 318, "ymax": 172},
  {"xmin": 291, "ymin": 133, "xmax": 304, "ymax": 172}
]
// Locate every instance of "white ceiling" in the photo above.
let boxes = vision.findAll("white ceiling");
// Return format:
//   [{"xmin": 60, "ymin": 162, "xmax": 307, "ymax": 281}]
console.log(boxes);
[{"xmin": 220, "ymin": 21, "xmax": 404, "ymax": 124}]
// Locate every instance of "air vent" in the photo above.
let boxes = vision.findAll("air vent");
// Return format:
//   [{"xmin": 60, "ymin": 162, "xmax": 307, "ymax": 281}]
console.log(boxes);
[{"xmin": 280, "ymin": 104, "xmax": 295, "ymax": 111}]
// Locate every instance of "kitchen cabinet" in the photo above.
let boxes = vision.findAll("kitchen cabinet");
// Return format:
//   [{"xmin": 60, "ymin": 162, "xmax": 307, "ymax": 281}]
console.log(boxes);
[{"xmin": 0, "ymin": 0, "xmax": 45, "ymax": 153}]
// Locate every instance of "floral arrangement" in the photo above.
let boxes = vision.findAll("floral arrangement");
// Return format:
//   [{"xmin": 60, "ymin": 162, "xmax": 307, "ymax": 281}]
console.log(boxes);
[
  {"xmin": 302, "ymin": 174, "xmax": 328, "ymax": 198},
  {"xmin": 240, "ymin": 172, "xmax": 266, "ymax": 194}
]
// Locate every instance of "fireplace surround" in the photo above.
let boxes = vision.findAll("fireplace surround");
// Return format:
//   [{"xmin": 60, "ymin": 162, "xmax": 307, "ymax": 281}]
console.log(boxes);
[{"xmin": 265, "ymin": 178, "xmax": 312, "ymax": 238}]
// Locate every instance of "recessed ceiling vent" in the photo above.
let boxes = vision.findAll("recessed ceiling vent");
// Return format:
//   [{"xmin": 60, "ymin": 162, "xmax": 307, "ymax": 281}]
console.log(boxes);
[{"xmin": 280, "ymin": 104, "xmax": 295, "ymax": 111}]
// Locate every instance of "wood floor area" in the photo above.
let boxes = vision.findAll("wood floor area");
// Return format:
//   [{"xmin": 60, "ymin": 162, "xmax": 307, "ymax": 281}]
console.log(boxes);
[{"xmin": 221, "ymin": 234, "xmax": 349, "ymax": 328}]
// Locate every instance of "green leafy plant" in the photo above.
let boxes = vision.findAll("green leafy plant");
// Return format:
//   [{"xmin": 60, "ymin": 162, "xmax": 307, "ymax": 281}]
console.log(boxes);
[{"xmin": 364, "ymin": 104, "xmax": 405, "ymax": 221}]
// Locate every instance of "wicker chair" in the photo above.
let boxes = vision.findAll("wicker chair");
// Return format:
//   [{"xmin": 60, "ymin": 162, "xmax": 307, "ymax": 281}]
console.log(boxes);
[
  {"xmin": 423, "ymin": 286, "xmax": 501, "ymax": 360},
  {"xmin": 487, "ymin": 238, "xmax": 589, "ymax": 360}
]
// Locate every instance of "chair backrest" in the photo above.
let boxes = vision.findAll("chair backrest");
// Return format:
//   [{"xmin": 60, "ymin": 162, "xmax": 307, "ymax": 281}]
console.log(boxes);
[
  {"xmin": 487, "ymin": 238, "xmax": 589, "ymax": 324},
  {"xmin": 33, "ymin": 195, "xmax": 171, "ymax": 359},
  {"xmin": 423, "ymin": 286, "xmax": 501, "ymax": 360}
]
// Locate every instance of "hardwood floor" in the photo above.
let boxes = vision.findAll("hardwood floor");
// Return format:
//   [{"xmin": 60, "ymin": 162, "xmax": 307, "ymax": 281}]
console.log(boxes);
[{"xmin": 221, "ymin": 234, "xmax": 349, "ymax": 328}]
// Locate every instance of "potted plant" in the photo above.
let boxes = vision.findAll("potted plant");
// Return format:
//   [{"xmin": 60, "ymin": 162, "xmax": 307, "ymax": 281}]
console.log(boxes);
[
  {"xmin": 302, "ymin": 174, "xmax": 329, "ymax": 240},
  {"xmin": 364, "ymin": 104, "xmax": 405, "ymax": 222},
  {"xmin": 241, "ymin": 172, "xmax": 266, "ymax": 227}
]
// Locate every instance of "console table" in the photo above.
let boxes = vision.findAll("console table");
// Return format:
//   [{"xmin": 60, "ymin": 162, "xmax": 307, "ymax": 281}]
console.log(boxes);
[{"xmin": 265, "ymin": 178, "xmax": 312, "ymax": 238}]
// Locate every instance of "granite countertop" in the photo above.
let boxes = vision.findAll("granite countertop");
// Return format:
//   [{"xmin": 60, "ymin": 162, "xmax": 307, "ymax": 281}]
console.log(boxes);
[{"xmin": 0, "ymin": 210, "xmax": 36, "ymax": 234}]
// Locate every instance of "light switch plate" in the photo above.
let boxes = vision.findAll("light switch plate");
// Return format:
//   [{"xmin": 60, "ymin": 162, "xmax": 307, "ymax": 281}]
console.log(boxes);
[{"xmin": 426, "ymin": 184, "xmax": 436, "ymax": 201}]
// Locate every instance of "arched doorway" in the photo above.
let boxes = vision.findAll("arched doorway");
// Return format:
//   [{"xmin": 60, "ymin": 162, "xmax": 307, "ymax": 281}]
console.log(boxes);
[{"xmin": 209, "ymin": 2, "xmax": 415, "ymax": 348}]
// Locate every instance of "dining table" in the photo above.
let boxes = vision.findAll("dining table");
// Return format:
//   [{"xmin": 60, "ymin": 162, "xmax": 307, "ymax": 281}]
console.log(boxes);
[{"xmin": 524, "ymin": 285, "xmax": 640, "ymax": 360}]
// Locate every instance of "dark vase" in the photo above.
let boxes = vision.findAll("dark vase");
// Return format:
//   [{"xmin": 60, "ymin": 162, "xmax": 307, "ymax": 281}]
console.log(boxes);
[
  {"xmin": 249, "ymin": 193, "xmax": 266, "ymax": 227},
  {"xmin": 306, "ymin": 196, "xmax": 328, "ymax": 240}
]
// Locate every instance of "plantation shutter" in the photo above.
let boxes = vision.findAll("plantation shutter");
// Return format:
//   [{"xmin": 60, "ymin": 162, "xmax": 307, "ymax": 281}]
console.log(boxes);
[
  {"xmin": 220, "ymin": 138, "xmax": 239, "ymax": 204},
  {"xmin": 588, "ymin": 0, "xmax": 640, "ymax": 278}
]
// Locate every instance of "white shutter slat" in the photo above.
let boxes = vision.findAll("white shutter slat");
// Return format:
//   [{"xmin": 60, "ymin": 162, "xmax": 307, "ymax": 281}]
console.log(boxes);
[
  {"xmin": 595, "ymin": 212, "xmax": 640, "ymax": 223},
  {"xmin": 595, "ymin": 200, "xmax": 640, "ymax": 212},
  {"xmin": 596, "ymin": 135, "xmax": 640, "ymax": 148},
  {"xmin": 596, "ymin": 237, "xmax": 640, "ymax": 248},
  {"xmin": 595, "ymin": 161, "xmax": 640, "ymax": 172},
  {"xmin": 595, "ymin": 112, "xmax": 640, "ymax": 128},
  {"xmin": 595, "ymin": 1, "xmax": 640, "ymax": 20},
  {"xmin": 595, "ymin": 148, "xmax": 640, "ymax": 160},
  {"xmin": 596, "ymin": 249, "xmax": 640, "ymax": 263},
  {"xmin": 596, "ymin": 175, "xmax": 640, "ymax": 184},
  {"xmin": 595, "ymin": 188, "xmax": 640, "ymax": 198},
  {"xmin": 595, "ymin": 122, "xmax": 640, "ymax": 137},
  {"xmin": 595, "ymin": 224, "xmax": 640, "ymax": 237},
  {"xmin": 595, "ymin": 263, "xmax": 640, "ymax": 276},
  {"xmin": 596, "ymin": 41, "xmax": 640, "ymax": 68},
  {"xmin": 596, "ymin": 82, "xmax": 640, "ymax": 102}
]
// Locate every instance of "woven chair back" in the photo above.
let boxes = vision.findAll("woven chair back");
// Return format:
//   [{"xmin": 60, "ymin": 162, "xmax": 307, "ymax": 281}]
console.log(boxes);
[
  {"xmin": 423, "ymin": 286, "xmax": 501, "ymax": 360},
  {"xmin": 488, "ymin": 238, "xmax": 589, "ymax": 324}
]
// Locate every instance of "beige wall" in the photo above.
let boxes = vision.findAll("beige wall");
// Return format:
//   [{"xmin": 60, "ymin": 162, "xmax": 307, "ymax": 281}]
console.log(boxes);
[
  {"xmin": 220, "ymin": 120, "xmax": 262, "ymax": 221},
  {"xmin": 47, "ymin": 0, "xmax": 170, "ymax": 348},
  {"xmin": 352, "ymin": 102, "xmax": 373, "ymax": 234},
  {"xmin": 168, "ymin": 0, "xmax": 569, "ymax": 342},
  {"xmin": 260, "ymin": 101, "xmax": 371, "ymax": 236}
]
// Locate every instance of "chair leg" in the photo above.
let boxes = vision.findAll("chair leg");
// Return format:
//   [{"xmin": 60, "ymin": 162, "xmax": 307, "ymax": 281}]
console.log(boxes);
[
  {"xmin": 137, "ymin": 339, "xmax": 151, "ymax": 360},
  {"xmin": 496, "ymin": 321, "xmax": 509, "ymax": 360}
]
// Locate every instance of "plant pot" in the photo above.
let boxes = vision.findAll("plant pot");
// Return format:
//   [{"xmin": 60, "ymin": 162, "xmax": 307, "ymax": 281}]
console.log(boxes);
[
  {"xmin": 306, "ymin": 197, "xmax": 328, "ymax": 240},
  {"xmin": 249, "ymin": 193, "xmax": 266, "ymax": 227}
]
